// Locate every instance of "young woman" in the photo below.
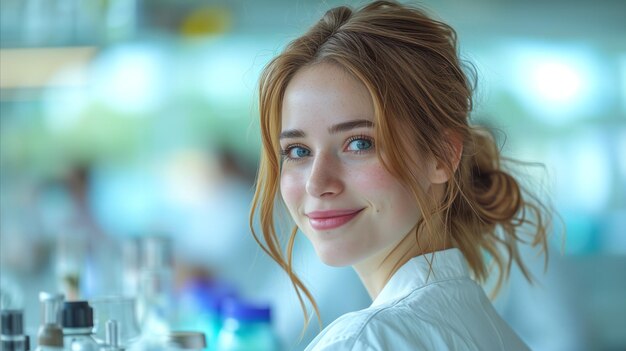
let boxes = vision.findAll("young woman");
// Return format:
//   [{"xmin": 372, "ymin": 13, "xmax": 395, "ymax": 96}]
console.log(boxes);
[{"xmin": 250, "ymin": 1, "xmax": 550, "ymax": 349}]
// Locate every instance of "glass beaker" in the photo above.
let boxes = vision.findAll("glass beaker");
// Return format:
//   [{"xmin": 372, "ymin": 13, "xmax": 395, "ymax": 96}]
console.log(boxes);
[
  {"xmin": 36, "ymin": 292, "xmax": 65, "ymax": 350},
  {"xmin": 90, "ymin": 296, "xmax": 141, "ymax": 348}
]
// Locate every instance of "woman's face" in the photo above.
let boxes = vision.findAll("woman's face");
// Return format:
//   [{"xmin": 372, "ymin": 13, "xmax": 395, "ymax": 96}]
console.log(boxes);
[{"xmin": 279, "ymin": 63, "xmax": 423, "ymax": 267}]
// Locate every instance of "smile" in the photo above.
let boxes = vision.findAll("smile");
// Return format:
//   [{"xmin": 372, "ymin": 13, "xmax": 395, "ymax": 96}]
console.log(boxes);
[{"xmin": 306, "ymin": 209, "xmax": 364, "ymax": 231}]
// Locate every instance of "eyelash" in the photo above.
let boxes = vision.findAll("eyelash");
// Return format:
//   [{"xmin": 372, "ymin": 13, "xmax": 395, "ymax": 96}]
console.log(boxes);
[
  {"xmin": 280, "ymin": 135, "xmax": 375, "ymax": 163},
  {"xmin": 346, "ymin": 135, "xmax": 375, "ymax": 154},
  {"xmin": 280, "ymin": 143, "xmax": 307, "ymax": 163}
]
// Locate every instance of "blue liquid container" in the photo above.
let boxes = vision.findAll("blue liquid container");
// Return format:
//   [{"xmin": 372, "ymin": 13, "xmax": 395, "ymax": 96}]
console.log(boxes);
[
  {"xmin": 215, "ymin": 299, "xmax": 279, "ymax": 351},
  {"xmin": 177, "ymin": 280, "xmax": 237, "ymax": 351}
]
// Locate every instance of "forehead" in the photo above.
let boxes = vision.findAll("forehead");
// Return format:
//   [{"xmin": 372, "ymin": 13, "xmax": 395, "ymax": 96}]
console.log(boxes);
[{"xmin": 281, "ymin": 63, "xmax": 375, "ymax": 129}]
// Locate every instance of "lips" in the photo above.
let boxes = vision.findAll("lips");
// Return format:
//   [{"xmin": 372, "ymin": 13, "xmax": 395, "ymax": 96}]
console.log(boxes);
[{"xmin": 306, "ymin": 209, "xmax": 364, "ymax": 231}]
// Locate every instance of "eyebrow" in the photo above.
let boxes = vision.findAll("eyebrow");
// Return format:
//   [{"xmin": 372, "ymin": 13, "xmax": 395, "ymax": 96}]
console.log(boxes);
[{"xmin": 279, "ymin": 119, "xmax": 374, "ymax": 140}]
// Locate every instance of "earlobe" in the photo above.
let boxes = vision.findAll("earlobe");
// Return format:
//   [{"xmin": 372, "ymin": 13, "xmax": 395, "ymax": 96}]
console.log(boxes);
[
  {"xmin": 428, "ymin": 131, "xmax": 463, "ymax": 185},
  {"xmin": 428, "ymin": 159, "xmax": 450, "ymax": 185}
]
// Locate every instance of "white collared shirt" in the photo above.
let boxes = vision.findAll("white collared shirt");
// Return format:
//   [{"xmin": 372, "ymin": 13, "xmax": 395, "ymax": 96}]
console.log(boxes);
[{"xmin": 304, "ymin": 248, "xmax": 530, "ymax": 350}]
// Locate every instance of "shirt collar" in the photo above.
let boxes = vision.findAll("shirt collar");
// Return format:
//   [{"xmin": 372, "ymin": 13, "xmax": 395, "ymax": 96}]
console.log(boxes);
[{"xmin": 370, "ymin": 248, "xmax": 470, "ymax": 308}]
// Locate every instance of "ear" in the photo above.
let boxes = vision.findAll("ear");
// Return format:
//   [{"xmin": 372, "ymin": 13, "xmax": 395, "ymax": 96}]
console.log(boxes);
[{"xmin": 427, "ymin": 130, "xmax": 463, "ymax": 185}]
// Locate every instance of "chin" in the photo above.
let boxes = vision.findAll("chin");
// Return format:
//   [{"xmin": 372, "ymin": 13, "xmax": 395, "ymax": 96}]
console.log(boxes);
[{"xmin": 315, "ymin": 248, "xmax": 356, "ymax": 267}]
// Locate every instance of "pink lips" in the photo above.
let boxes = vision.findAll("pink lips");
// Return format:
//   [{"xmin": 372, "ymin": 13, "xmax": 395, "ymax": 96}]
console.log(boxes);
[{"xmin": 306, "ymin": 209, "xmax": 364, "ymax": 231}]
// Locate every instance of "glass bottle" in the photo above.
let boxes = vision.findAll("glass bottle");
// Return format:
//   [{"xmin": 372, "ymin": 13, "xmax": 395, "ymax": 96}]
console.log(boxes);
[
  {"xmin": 1, "ymin": 309, "xmax": 29, "ymax": 351},
  {"xmin": 36, "ymin": 292, "xmax": 64, "ymax": 351},
  {"xmin": 61, "ymin": 301, "xmax": 99, "ymax": 351},
  {"xmin": 137, "ymin": 235, "xmax": 174, "ymax": 334},
  {"xmin": 129, "ymin": 235, "xmax": 174, "ymax": 351}
]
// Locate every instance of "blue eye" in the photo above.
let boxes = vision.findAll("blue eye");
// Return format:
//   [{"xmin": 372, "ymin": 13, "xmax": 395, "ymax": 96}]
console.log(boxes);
[
  {"xmin": 347, "ymin": 138, "xmax": 373, "ymax": 151},
  {"xmin": 292, "ymin": 147, "xmax": 310, "ymax": 158},
  {"xmin": 281, "ymin": 145, "xmax": 310, "ymax": 161}
]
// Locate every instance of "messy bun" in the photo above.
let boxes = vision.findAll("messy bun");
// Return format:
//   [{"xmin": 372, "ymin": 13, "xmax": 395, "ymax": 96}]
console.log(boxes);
[
  {"xmin": 469, "ymin": 128, "xmax": 522, "ymax": 225},
  {"xmin": 448, "ymin": 127, "xmax": 549, "ymax": 294}
]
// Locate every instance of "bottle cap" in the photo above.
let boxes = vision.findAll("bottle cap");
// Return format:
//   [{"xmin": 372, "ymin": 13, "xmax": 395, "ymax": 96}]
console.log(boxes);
[
  {"xmin": 39, "ymin": 292, "xmax": 64, "ymax": 302},
  {"xmin": 1, "ymin": 309, "xmax": 24, "ymax": 336},
  {"xmin": 221, "ymin": 299, "xmax": 271, "ymax": 322},
  {"xmin": 62, "ymin": 301, "xmax": 94, "ymax": 328},
  {"xmin": 167, "ymin": 331, "xmax": 206, "ymax": 349}
]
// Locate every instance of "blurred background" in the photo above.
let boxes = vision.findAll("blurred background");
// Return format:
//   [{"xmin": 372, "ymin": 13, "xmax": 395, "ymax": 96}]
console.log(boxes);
[{"xmin": 0, "ymin": 0, "xmax": 624, "ymax": 350}]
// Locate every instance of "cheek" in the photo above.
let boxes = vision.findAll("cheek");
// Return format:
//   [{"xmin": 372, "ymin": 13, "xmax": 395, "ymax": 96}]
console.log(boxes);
[
  {"xmin": 352, "ymin": 163, "xmax": 420, "ymax": 218},
  {"xmin": 348, "ymin": 163, "xmax": 396, "ymax": 195},
  {"xmin": 280, "ymin": 169, "xmax": 305, "ymax": 210}
]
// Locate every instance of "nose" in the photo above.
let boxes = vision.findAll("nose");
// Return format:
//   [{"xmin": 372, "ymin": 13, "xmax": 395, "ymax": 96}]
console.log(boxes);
[{"xmin": 305, "ymin": 152, "xmax": 344, "ymax": 198}]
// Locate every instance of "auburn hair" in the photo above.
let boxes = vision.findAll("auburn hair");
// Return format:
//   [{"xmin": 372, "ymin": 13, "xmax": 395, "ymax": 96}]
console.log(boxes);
[{"xmin": 250, "ymin": 0, "xmax": 550, "ymax": 329}]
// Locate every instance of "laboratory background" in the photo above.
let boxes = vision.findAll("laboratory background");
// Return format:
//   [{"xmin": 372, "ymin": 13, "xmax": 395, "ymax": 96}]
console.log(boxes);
[{"xmin": 0, "ymin": 0, "xmax": 625, "ymax": 350}]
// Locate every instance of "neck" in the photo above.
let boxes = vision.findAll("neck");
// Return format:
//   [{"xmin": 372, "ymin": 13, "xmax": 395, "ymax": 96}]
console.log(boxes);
[{"xmin": 353, "ymin": 228, "xmax": 451, "ymax": 300}]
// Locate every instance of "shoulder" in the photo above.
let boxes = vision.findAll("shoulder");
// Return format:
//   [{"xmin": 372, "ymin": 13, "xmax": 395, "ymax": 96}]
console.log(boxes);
[
  {"xmin": 305, "ymin": 303, "xmax": 439, "ymax": 351},
  {"xmin": 306, "ymin": 279, "xmax": 530, "ymax": 351}
]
